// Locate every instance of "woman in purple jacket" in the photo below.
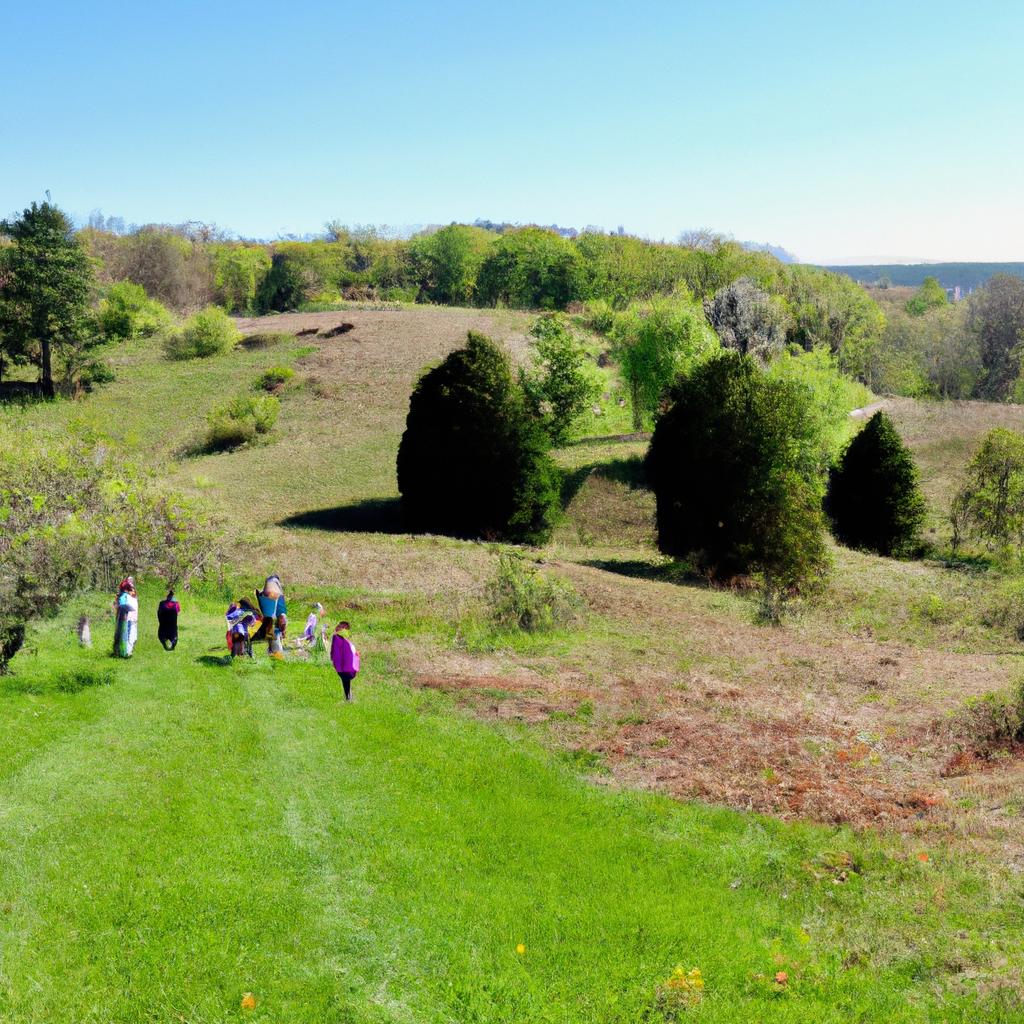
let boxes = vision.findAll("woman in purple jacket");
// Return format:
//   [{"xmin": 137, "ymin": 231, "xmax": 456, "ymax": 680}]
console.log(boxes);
[{"xmin": 330, "ymin": 621, "xmax": 360, "ymax": 702}]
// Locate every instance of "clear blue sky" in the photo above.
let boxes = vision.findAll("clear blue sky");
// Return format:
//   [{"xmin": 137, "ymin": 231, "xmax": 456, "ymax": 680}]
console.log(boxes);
[{"xmin": 3, "ymin": 0, "xmax": 1022, "ymax": 263}]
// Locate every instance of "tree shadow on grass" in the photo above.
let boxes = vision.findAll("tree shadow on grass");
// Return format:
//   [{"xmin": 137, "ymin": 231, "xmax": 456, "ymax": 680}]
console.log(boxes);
[
  {"xmin": 279, "ymin": 497, "xmax": 408, "ymax": 534},
  {"xmin": 561, "ymin": 455, "xmax": 649, "ymax": 509},
  {"xmin": 581, "ymin": 557, "xmax": 702, "ymax": 588}
]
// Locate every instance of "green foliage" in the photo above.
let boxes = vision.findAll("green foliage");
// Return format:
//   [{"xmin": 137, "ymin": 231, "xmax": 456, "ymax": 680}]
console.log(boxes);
[
  {"xmin": 254, "ymin": 366, "xmax": 294, "ymax": 392},
  {"xmin": 211, "ymin": 244, "xmax": 272, "ymax": 314},
  {"xmin": 968, "ymin": 274, "xmax": 1024, "ymax": 400},
  {"xmin": 765, "ymin": 346, "xmax": 872, "ymax": 463},
  {"xmin": 205, "ymin": 394, "xmax": 279, "ymax": 450},
  {"xmin": 0, "ymin": 425, "xmax": 218, "ymax": 670},
  {"xmin": 0, "ymin": 201, "xmax": 95, "ymax": 395},
  {"xmin": 408, "ymin": 224, "xmax": 496, "ymax": 304},
  {"xmin": 827, "ymin": 412, "xmax": 926, "ymax": 557},
  {"xmin": 645, "ymin": 351, "xmax": 830, "ymax": 596},
  {"xmin": 475, "ymin": 228, "xmax": 585, "ymax": 310},
  {"xmin": 611, "ymin": 294, "xmax": 719, "ymax": 430},
  {"xmin": 520, "ymin": 314, "xmax": 599, "ymax": 445},
  {"xmin": 956, "ymin": 681, "xmax": 1024, "ymax": 746},
  {"xmin": 96, "ymin": 281, "xmax": 172, "ymax": 340},
  {"xmin": 951, "ymin": 428, "xmax": 1024, "ymax": 554},
  {"xmin": 397, "ymin": 332, "xmax": 561, "ymax": 543},
  {"xmin": 905, "ymin": 276, "xmax": 948, "ymax": 316},
  {"xmin": 486, "ymin": 552, "xmax": 584, "ymax": 632},
  {"xmin": 165, "ymin": 305, "xmax": 241, "ymax": 360}
]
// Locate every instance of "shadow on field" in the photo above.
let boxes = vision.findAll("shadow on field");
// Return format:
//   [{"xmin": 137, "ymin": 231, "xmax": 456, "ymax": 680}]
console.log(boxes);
[
  {"xmin": 560, "ymin": 455, "xmax": 648, "ymax": 508},
  {"xmin": 280, "ymin": 497, "xmax": 408, "ymax": 534},
  {"xmin": 582, "ymin": 558, "xmax": 700, "ymax": 587},
  {"xmin": 197, "ymin": 654, "xmax": 231, "ymax": 667}
]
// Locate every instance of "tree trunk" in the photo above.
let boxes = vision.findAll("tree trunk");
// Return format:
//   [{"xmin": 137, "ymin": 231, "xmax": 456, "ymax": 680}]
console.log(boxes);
[{"xmin": 39, "ymin": 336, "xmax": 54, "ymax": 398}]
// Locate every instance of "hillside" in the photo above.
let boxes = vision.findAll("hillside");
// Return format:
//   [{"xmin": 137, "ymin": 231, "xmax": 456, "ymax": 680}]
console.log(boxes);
[
  {"xmin": 826, "ymin": 262, "xmax": 1024, "ymax": 291},
  {"xmin": 4, "ymin": 307, "xmax": 1024, "ymax": 1020}
]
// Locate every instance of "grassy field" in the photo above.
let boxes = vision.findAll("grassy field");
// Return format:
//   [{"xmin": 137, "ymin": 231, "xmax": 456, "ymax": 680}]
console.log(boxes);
[{"xmin": 4, "ymin": 307, "xmax": 1024, "ymax": 1019}]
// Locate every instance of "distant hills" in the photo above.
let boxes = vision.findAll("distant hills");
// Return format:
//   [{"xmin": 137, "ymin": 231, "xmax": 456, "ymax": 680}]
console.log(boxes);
[
  {"xmin": 826, "ymin": 262, "xmax": 1024, "ymax": 291},
  {"xmin": 741, "ymin": 242, "xmax": 799, "ymax": 263}
]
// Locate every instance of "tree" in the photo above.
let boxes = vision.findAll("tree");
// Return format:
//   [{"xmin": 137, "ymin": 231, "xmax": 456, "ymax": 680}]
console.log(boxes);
[
  {"xmin": 519, "ymin": 314, "xmax": 599, "ymax": 445},
  {"xmin": 951, "ymin": 428, "xmax": 1024, "ymax": 554},
  {"xmin": 0, "ymin": 201, "xmax": 94, "ymax": 396},
  {"xmin": 408, "ymin": 224, "xmax": 496, "ymax": 305},
  {"xmin": 968, "ymin": 275, "xmax": 1024, "ymax": 400},
  {"xmin": 826, "ymin": 412, "xmax": 925, "ymax": 556},
  {"xmin": 644, "ymin": 351, "xmax": 829, "ymax": 592},
  {"xmin": 905, "ymin": 276, "xmax": 948, "ymax": 316},
  {"xmin": 703, "ymin": 277, "xmax": 788, "ymax": 362},
  {"xmin": 475, "ymin": 228, "xmax": 585, "ymax": 309},
  {"xmin": 397, "ymin": 332, "xmax": 560, "ymax": 543},
  {"xmin": 612, "ymin": 295, "xmax": 718, "ymax": 430}
]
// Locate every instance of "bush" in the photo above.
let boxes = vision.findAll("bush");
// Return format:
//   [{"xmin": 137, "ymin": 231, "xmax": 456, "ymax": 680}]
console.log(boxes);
[
  {"xmin": 612, "ymin": 294, "xmax": 719, "ymax": 430},
  {"xmin": 703, "ymin": 277, "xmax": 788, "ymax": 362},
  {"xmin": 951, "ymin": 428, "xmax": 1024, "ymax": 555},
  {"xmin": 645, "ymin": 351, "xmax": 829, "ymax": 596},
  {"xmin": 487, "ymin": 553, "xmax": 584, "ymax": 632},
  {"xmin": 826, "ymin": 412, "xmax": 926, "ymax": 557},
  {"xmin": 96, "ymin": 281, "xmax": 172, "ymax": 340},
  {"xmin": 956, "ymin": 683, "xmax": 1024, "ymax": 747},
  {"xmin": 255, "ymin": 366, "xmax": 294, "ymax": 392},
  {"xmin": 396, "ymin": 332, "xmax": 561, "ymax": 543},
  {"xmin": 164, "ymin": 305, "xmax": 241, "ymax": 360},
  {"xmin": 475, "ymin": 228, "xmax": 585, "ymax": 310},
  {"xmin": 520, "ymin": 314, "xmax": 599, "ymax": 445},
  {"xmin": 205, "ymin": 395, "xmax": 279, "ymax": 451}
]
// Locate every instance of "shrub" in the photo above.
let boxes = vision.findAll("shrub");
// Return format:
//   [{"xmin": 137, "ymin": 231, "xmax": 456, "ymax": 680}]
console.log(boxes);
[
  {"xmin": 645, "ymin": 351, "xmax": 829, "ymax": 597},
  {"xmin": 703, "ymin": 277, "xmax": 788, "ymax": 362},
  {"xmin": 164, "ymin": 305, "xmax": 241, "ymax": 360},
  {"xmin": 396, "ymin": 332, "xmax": 561, "ymax": 543},
  {"xmin": 205, "ymin": 395, "xmax": 279, "ymax": 451},
  {"xmin": 956, "ymin": 683, "xmax": 1024, "ymax": 747},
  {"xmin": 487, "ymin": 553, "xmax": 584, "ymax": 632},
  {"xmin": 520, "ymin": 314, "xmax": 599, "ymax": 445},
  {"xmin": 475, "ymin": 228, "xmax": 585, "ymax": 310},
  {"xmin": 582, "ymin": 299, "xmax": 615, "ymax": 334},
  {"xmin": 255, "ymin": 366, "xmax": 294, "ymax": 392},
  {"xmin": 612, "ymin": 294, "xmax": 719, "ymax": 430},
  {"xmin": 826, "ymin": 411, "xmax": 926, "ymax": 557},
  {"xmin": 96, "ymin": 281, "xmax": 173, "ymax": 340},
  {"xmin": 951, "ymin": 428, "xmax": 1024, "ymax": 554}
]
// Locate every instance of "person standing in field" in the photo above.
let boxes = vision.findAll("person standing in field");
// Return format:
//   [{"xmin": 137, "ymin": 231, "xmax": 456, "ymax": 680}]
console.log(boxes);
[
  {"xmin": 330, "ymin": 621, "xmax": 360, "ymax": 702},
  {"xmin": 157, "ymin": 590, "xmax": 181, "ymax": 651},
  {"xmin": 113, "ymin": 577, "xmax": 139, "ymax": 658}
]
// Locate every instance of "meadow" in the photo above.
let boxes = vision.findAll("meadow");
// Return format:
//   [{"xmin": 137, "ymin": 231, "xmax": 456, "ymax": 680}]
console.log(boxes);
[{"xmin": 4, "ymin": 306, "xmax": 1024, "ymax": 1020}]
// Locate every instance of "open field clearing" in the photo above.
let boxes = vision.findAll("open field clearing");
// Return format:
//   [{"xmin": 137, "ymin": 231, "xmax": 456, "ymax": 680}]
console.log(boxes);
[{"xmin": 6, "ymin": 307, "xmax": 1024, "ymax": 1019}]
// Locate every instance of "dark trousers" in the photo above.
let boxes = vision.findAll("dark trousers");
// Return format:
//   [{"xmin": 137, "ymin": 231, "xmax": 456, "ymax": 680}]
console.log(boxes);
[{"xmin": 338, "ymin": 672, "xmax": 354, "ymax": 699}]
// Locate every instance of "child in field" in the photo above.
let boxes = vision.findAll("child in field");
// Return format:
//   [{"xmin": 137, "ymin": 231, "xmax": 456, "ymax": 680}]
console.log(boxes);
[
  {"xmin": 300, "ymin": 602, "xmax": 324, "ymax": 645},
  {"xmin": 330, "ymin": 621, "xmax": 360, "ymax": 702},
  {"xmin": 157, "ymin": 590, "xmax": 181, "ymax": 651},
  {"xmin": 113, "ymin": 578, "xmax": 139, "ymax": 658}
]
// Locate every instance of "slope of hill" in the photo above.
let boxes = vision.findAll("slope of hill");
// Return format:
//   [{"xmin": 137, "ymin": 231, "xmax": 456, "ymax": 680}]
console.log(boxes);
[{"xmin": 4, "ymin": 307, "xmax": 1024, "ymax": 1019}]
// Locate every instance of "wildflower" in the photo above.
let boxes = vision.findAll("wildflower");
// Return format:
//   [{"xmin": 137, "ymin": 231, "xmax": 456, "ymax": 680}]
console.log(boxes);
[
  {"xmin": 917, "ymin": 852, "xmax": 929, "ymax": 862},
  {"xmin": 774, "ymin": 971, "xmax": 789, "ymax": 986},
  {"xmin": 516, "ymin": 943, "xmax": 526, "ymax": 956},
  {"xmin": 241, "ymin": 992, "xmax": 257, "ymax": 1011}
]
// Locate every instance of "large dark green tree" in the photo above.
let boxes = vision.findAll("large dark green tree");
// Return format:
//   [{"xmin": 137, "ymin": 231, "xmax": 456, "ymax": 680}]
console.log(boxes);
[
  {"xmin": 826, "ymin": 412, "xmax": 926, "ymax": 556},
  {"xmin": 0, "ymin": 201, "xmax": 94, "ymax": 396},
  {"xmin": 397, "ymin": 332, "xmax": 560, "ymax": 543},
  {"xmin": 645, "ymin": 351, "xmax": 829, "ymax": 592}
]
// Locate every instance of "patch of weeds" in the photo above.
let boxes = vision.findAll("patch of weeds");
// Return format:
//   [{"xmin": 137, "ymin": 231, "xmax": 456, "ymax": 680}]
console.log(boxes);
[
  {"xmin": 487, "ymin": 553, "xmax": 585, "ymax": 633},
  {"xmin": 560, "ymin": 747, "xmax": 609, "ymax": 774},
  {"xmin": 6, "ymin": 666, "xmax": 115, "ymax": 696},
  {"xmin": 239, "ymin": 331, "xmax": 293, "ymax": 350},
  {"xmin": 293, "ymin": 345, "xmax": 318, "ymax": 359},
  {"xmin": 617, "ymin": 712, "xmax": 648, "ymax": 726},
  {"xmin": 956, "ymin": 682, "xmax": 1024, "ymax": 747},
  {"xmin": 550, "ymin": 700, "xmax": 594, "ymax": 724},
  {"xmin": 254, "ymin": 367, "xmax": 294, "ymax": 392},
  {"xmin": 912, "ymin": 593, "xmax": 947, "ymax": 624}
]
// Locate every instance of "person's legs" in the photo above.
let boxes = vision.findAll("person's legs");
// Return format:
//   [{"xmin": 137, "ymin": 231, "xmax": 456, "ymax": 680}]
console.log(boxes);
[
  {"xmin": 170, "ymin": 636, "xmax": 177, "ymax": 650},
  {"xmin": 339, "ymin": 672, "xmax": 353, "ymax": 701},
  {"xmin": 126, "ymin": 621, "xmax": 138, "ymax": 657}
]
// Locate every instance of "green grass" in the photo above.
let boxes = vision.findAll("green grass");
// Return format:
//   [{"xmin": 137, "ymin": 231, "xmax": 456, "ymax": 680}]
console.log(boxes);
[{"xmin": 2, "ymin": 589, "xmax": 1022, "ymax": 1022}]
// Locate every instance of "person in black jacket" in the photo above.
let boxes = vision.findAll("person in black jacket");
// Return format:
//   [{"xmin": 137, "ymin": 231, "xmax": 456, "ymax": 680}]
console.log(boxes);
[{"xmin": 157, "ymin": 590, "xmax": 181, "ymax": 651}]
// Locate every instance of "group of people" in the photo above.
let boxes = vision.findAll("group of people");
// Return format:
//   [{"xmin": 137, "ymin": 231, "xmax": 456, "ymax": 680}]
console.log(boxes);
[{"xmin": 108, "ymin": 573, "xmax": 361, "ymax": 701}]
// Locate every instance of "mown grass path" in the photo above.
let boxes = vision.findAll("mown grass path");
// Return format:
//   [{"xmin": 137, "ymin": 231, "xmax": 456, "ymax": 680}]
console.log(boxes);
[{"xmin": 1, "ymin": 596, "xmax": 1020, "ymax": 1023}]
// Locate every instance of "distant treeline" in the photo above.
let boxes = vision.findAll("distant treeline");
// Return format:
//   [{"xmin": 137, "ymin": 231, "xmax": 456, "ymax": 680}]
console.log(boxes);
[{"xmin": 828, "ymin": 262, "xmax": 1024, "ymax": 291}]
